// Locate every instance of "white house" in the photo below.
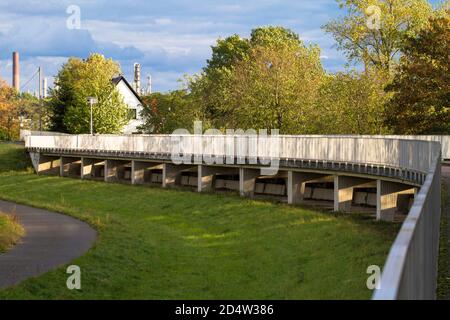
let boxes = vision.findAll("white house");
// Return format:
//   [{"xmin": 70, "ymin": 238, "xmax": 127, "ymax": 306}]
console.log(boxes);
[{"xmin": 112, "ymin": 76, "xmax": 145, "ymax": 134}]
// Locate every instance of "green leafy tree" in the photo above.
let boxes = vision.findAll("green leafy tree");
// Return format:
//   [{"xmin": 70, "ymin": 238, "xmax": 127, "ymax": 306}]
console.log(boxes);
[
  {"xmin": 0, "ymin": 78, "xmax": 19, "ymax": 140},
  {"xmin": 206, "ymin": 34, "xmax": 250, "ymax": 72},
  {"xmin": 313, "ymin": 70, "xmax": 390, "ymax": 134},
  {"xmin": 139, "ymin": 90, "xmax": 196, "ymax": 134},
  {"xmin": 323, "ymin": 0, "xmax": 434, "ymax": 72},
  {"xmin": 250, "ymin": 26, "xmax": 303, "ymax": 48},
  {"xmin": 227, "ymin": 42, "xmax": 324, "ymax": 132},
  {"xmin": 17, "ymin": 92, "xmax": 50, "ymax": 131},
  {"xmin": 189, "ymin": 26, "xmax": 325, "ymax": 132},
  {"xmin": 384, "ymin": 13, "xmax": 450, "ymax": 134},
  {"xmin": 49, "ymin": 53, "xmax": 129, "ymax": 134},
  {"xmin": 189, "ymin": 35, "xmax": 250, "ymax": 128}
]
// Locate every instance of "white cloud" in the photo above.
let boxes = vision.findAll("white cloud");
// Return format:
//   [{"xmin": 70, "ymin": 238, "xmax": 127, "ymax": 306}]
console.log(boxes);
[
  {"xmin": 0, "ymin": 0, "xmax": 353, "ymax": 92},
  {"xmin": 154, "ymin": 18, "xmax": 172, "ymax": 26}
]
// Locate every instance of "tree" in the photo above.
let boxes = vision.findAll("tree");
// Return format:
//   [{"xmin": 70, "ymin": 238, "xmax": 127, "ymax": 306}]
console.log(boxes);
[
  {"xmin": 139, "ymin": 90, "xmax": 195, "ymax": 134},
  {"xmin": 189, "ymin": 35, "xmax": 250, "ymax": 129},
  {"xmin": 189, "ymin": 26, "xmax": 325, "ymax": 131},
  {"xmin": 384, "ymin": 13, "xmax": 450, "ymax": 134},
  {"xmin": 49, "ymin": 53, "xmax": 129, "ymax": 134},
  {"xmin": 227, "ymin": 42, "xmax": 324, "ymax": 133},
  {"xmin": 250, "ymin": 26, "xmax": 303, "ymax": 48},
  {"xmin": 17, "ymin": 92, "xmax": 49, "ymax": 131},
  {"xmin": 0, "ymin": 79, "xmax": 19, "ymax": 140},
  {"xmin": 0, "ymin": 79, "xmax": 52, "ymax": 140},
  {"xmin": 206, "ymin": 34, "xmax": 250, "ymax": 72},
  {"xmin": 323, "ymin": 0, "xmax": 434, "ymax": 72},
  {"xmin": 312, "ymin": 70, "xmax": 390, "ymax": 134}
]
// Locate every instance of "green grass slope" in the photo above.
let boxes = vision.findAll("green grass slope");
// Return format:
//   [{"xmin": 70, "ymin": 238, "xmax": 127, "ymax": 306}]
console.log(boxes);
[{"xmin": 0, "ymin": 143, "xmax": 398, "ymax": 299}]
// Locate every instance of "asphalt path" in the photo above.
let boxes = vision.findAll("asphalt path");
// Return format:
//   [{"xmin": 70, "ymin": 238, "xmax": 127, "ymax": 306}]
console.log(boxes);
[{"xmin": 0, "ymin": 200, "xmax": 97, "ymax": 288}]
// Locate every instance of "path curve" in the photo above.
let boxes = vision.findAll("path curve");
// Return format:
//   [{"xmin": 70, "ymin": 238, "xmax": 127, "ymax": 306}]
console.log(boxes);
[{"xmin": 0, "ymin": 200, "xmax": 97, "ymax": 288}]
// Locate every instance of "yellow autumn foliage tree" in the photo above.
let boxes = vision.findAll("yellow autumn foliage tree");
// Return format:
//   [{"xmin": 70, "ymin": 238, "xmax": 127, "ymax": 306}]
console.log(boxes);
[{"xmin": 0, "ymin": 79, "xmax": 19, "ymax": 141}]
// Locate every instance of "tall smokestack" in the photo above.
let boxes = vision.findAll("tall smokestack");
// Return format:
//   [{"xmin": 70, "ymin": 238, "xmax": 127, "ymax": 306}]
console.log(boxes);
[
  {"xmin": 42, "ymin": 77, "xmax": 48, "ymax": 98},
  {"xmin": 134, "ymin": 63, "xmax": 141, "ymax": 95},
  {"xmin": 13, "ymin": 52, "xmax": 20, "ymax": 92},
  {"xmin": 145, "ymin": 74, "xmax": 152, "ymax": 95}
]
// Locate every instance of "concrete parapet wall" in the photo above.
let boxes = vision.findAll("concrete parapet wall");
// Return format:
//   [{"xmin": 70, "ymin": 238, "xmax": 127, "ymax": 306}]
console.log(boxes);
[{"xmin": 25, "ymin": 134, "xmax": 446, "ymax": 173}]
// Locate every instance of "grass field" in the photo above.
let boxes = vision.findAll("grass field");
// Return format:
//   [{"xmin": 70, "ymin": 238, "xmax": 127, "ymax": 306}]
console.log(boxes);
[{"xmin": 0, "ymin": 143, "xmax": 399, "ymax": 299}]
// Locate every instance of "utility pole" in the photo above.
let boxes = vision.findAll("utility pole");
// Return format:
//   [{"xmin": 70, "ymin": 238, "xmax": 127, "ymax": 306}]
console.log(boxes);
[
  {"xmin": 38, "ymin": 67, "xmax": 42, "ymax": 131},
  {"xmin": 38, "ymin": 67, "xmax": 42, "ymax": 99},
  {"xmin": 87, "ymin": 97, "xmax": 98, "ymax": 135}
]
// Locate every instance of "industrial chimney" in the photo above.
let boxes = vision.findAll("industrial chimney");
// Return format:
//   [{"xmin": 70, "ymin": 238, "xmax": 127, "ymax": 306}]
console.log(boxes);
[
  {"xmin": 12, "ymin": 52, "xmax": 20, "ymax": 92},
  {"xmin": 42, "ymin": 77, "xmax": 48, "ymax": 98},
  {"xmin": 134, "ymin": 63, "xmax": 141, "ymax": 95},
  {"xmin": 145, "ymin": 74, "xmax": 152, "ymax": 95}
]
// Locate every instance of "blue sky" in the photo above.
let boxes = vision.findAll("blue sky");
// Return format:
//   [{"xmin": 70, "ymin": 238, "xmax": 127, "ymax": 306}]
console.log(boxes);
[{"xmin": 0, "ymin": 0, "xmax": 441, "ymax": 93}]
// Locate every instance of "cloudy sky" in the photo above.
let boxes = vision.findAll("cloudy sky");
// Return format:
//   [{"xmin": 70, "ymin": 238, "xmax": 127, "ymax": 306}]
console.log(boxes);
[{"xmin": 0, "ymin": 0, "xmax": 441, "ymax": 93}]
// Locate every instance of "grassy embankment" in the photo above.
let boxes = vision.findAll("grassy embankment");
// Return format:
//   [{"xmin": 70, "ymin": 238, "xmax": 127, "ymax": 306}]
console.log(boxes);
[
  {"xmin": 0, "ymin": 142, "xmax": 399, "ymax": 299},
  {"xmin": 0, "ymin": 143, "xmax": 26, "ymax": 252}
]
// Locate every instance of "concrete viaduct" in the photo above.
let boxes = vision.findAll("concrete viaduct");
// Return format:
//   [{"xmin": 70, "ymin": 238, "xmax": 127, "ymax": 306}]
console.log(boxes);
[{"xmin": 24, "ymin": 133, "xmax": 449, "ymax": 300}]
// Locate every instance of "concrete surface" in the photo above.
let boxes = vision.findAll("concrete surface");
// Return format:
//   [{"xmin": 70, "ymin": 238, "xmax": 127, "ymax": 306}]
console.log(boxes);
[{"xmin": 0, "ymin": 200, "xmax": 97, "ymax": 289}]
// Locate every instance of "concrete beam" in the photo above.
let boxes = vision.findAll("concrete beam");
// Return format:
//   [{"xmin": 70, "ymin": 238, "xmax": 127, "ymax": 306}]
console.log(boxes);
[
  {"xmin": 132, "ymin": 161, "xmax": 163, "ymax": 185},
  {"xmin": 376, "ymin": 180, "xmax": 416, "ymax": 221},
  {"xmin": 239, "ymin": 168, "xmax": 260, "ymax": 197},
  {"xmin": 287, "ymin": 171, "xmax": 329, "ymax": 204},
  {"xmin": 334, "ymin": 176, "xmax": 375, "ymax": 212}
]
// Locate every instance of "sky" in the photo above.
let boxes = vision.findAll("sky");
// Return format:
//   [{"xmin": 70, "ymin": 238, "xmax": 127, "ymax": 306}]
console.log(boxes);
[{"xmin": 0, "ymin": 0, "xmax": 442, "ymax": 94}]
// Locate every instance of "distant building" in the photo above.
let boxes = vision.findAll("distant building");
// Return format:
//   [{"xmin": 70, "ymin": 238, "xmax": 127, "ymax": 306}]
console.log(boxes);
[{"xmin": 112, "ymin": 76, "xmax": 145, "ymax": 134}]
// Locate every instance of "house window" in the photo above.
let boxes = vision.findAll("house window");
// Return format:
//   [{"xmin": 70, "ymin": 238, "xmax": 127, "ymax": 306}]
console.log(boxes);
[{"xmin": 129, "ymin": 109, "xmax": 137, "ymax": 120}]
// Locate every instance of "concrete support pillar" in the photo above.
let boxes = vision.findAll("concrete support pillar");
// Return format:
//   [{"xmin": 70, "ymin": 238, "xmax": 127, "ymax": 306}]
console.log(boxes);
[
  {"xmin": 163, "ymin": 163, "xmax": 194, "ymax": 188},
  {"xmin": 132, "ymin": 161, "xmax": 163, "ymax": 185},
  {"xmin": 163, "ymin": 163, "xmax": 180, "ymax": 188},
  {"xmin": 105, "ymin": 160, "xmax": 126, "ymax": 182},
  {"xmin": 198, "ymin": 165, "xmax": 215, "ymax": 192},
  {"xmin": 334, "ymin": 176, "xmax": 375, "ymax": 212},
  {"xmin": 287, "ymin": 171, "xmax": 327, "ymax": 205},
  {"xmin": 132, "ymin": 161, "xmax": 145, "ymax": 185},
  {"xmin": 81, "ymin": 158, "xmax": 92, "ymax": 179},
  {"xmin": 60, "ymin": 157, "xmax": 81, "ymax": 177},
  {"xmin": 31, "ymin": 153, "xmax": 61, "ymax": 175},
  {"xmin": 376, "ymin": 180, "xmax": 416, "ymax": 221},
  {"xmin": 239, "ymin": 168, "xmax": 260, "ymax": 197}
]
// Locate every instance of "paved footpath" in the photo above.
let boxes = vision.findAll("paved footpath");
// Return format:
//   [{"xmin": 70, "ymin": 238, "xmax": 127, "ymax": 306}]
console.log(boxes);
[
  {"xmin": 443, "ymin": 166, "xmax": 450, "ymax": 300},
  {"xmin": 0, "ymin": 200, "xmax": 97, "ymax": 288}
]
